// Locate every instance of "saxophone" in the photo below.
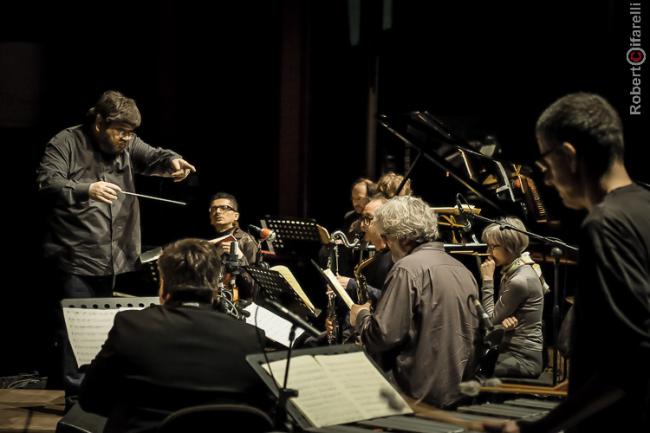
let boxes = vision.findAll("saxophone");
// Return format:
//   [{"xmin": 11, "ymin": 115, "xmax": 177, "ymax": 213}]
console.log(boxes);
[{"xmin": 353, "ymin": 253, "xmax": 380, "ymax": 305}]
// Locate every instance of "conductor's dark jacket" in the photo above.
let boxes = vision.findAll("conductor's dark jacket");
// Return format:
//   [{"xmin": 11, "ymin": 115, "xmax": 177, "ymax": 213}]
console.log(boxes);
[{"xmin": 80, "ymin": 302, "xmax": 269, "ymax": 433}]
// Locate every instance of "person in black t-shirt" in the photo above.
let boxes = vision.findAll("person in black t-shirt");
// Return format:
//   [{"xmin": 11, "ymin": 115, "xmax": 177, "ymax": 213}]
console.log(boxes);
[{"xmin": 485, "ymin": 93, "xmax": 650, "ymax": 433}]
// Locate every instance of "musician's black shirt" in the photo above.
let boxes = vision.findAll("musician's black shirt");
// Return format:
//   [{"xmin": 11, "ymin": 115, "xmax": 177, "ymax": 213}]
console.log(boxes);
[
  {"xmin": 37, "ymin": 125, "xmax": 180, "ymax": 276},
  {"xmin": 521, "ymin": 182, "xmax": 650, "ymax": 433}
]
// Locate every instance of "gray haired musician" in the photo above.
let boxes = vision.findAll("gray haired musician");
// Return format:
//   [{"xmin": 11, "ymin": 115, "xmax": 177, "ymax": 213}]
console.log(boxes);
[
  {"xmin": 36, "ymin": 90, "xmax": 195, "ymax": 407},
  {"xmin": 350, "ymin": 195, "xmax": 479, "ymax": 408},
  {"xmin": 479, "ymin": 216, "xmax": 547, "ymax": 379}
]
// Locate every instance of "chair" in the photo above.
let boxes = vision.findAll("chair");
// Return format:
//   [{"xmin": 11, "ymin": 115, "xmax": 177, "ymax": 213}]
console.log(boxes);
[{"xmin": 157, "ymin": 403, "xmax": 275, "ymax": 433}]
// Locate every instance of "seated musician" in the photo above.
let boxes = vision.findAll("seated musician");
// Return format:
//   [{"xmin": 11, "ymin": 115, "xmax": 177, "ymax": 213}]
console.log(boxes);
[
  {"xmin": 343, "ymin": 177, "xmax": 376, "ymax": 236},
  {"xmin": 375, "ymin": 171, "xmax": 412, "ymax": 199},
  {"xmin": 80, "ymin": 238, "xmax": 271, "ymax": 433},
  {"xmin": 209, "ymin": 192, "xmax": 258, "ymax": 265},
  {"xmin": 479, "ymin": 217, "xmax": 548, "ymax": 379},
  {"xmin": 336, "ymin": 195, "xmax": 393, "ymax": 304},
  {"xmin": 350, "ymin": 196, "xmax": 479, "ymax": 409}
]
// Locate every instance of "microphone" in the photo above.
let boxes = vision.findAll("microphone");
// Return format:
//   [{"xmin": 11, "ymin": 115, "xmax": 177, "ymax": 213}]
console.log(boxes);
[
  {"xmin": 469, "ymin": 294, "xmax": 494, "ymax": 331},
  {"xmin": 456, "ymin": 193, "xmax": 472, "ymax": 233},
  {"xmin": 248, "ymin": 224, "xmax": 277, "ymax": 242}
]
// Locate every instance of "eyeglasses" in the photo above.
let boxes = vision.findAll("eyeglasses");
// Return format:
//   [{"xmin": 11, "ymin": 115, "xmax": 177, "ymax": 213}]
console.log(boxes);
[
  {"xmin": 535, "ymin": 146, "xmax": 563, "ymax": 173},
  {"xmin": 209, "ymin": 205, "xmax": 236, "ymax": 213},
  {"xmin": 487, "ymin": 244, "xmax": 501, "ymax": 251},
  {"xmin": 360, "ymin": 214, "xmax": 374, "ymax": 225}
]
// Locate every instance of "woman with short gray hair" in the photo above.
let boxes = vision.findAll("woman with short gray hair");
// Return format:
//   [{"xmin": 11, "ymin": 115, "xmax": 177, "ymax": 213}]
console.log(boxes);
[{"xmin": 480, "ymin": 217, "xmax": 548, "ymax": 378}]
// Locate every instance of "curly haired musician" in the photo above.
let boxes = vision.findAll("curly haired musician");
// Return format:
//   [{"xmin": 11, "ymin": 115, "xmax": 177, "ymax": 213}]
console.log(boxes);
[{"xmin": 350, "ymin": 196, "xmax": 479, "ymax": 408}]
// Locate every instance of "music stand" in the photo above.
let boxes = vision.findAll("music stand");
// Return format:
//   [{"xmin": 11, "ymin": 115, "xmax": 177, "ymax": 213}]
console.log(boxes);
[
  {"xmin": 246, "ymin": 266, "xmax": 319, "ymax": 331},
  {"xmin": 61, "ymin": 297, "xmax": 159, "ymax": 309},
  {"xmin": 246, "ymin": 344, "xmax": 369, "ymax": 431},
  {"xmin": 260, "ymin": 217, "xmax": 323, "ymax": 254}
]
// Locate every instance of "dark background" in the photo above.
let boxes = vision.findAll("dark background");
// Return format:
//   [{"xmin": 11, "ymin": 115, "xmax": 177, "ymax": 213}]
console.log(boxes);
[{"xmin": 1, "ymin": 0, "xmax": 646, "ymax": 374}]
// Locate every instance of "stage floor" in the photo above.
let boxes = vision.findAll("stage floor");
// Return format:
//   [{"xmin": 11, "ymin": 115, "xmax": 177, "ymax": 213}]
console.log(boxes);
[{"xmin": 0, "ymin": 389, "xmax": 64, "ymax": 433}]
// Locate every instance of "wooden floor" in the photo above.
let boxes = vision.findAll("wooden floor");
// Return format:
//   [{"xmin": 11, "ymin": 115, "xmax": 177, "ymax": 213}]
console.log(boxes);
[{"xmin": 0, "ymin": 389, "xmax": 64, "ymax": 433}]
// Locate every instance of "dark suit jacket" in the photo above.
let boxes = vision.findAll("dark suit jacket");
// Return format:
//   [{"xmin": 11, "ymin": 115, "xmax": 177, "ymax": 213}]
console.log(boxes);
[{"xmin": 80, "ymin": 302, "xmax": 270, "ymax": 433}]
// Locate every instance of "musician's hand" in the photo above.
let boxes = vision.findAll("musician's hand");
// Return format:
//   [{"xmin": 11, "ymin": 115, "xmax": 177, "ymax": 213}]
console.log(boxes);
[
  {"xmin": 325, "ymin": 318, "xmax": 334, "ymax": 336},
  {"xmin": 220, "ymin": 242, "xmax": 231, "ymax": 255},
  {"xmin": 481, "ymin": 257, "xmax": 496, "ymax": 281},
  {"xmin": 170, "ymin": 158, "xmax": 196, "ymax": 182},
  {"xmin": 481, "ymin": 419, "xmax": 520, "ymax": 433},
  {"xmin": 502, "ymin": 316, "xmax": 518, "ymax": 330},
  {"xmin": 89, "ymin": 181, "xmax": 122, "ymax": 204},
  {"xmin": 350, "ymin": 302, "xmax": 371, "ymax": 327},
  {"xmin": 336, "ymin": 275, "xmax": 350, "ymax": 288}
]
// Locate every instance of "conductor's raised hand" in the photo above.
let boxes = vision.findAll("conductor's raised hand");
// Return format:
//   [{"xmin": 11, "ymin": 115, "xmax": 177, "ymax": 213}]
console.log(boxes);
[
  {"xmin": 170, "ymin": 158, "xmax": 196, "ymax": 182},
  {"xmin": 89, "ymin": 181, "xmax": 122, "ymax": 204}
]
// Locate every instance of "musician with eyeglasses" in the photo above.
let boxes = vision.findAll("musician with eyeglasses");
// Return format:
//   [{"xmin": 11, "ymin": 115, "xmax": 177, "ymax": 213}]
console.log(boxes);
[
  {"xmin": 208, "ymin": 192, "xmax": 257, "ymax": 266},
  {"xmin": 484, "ymin": 93, "xmax": 650, "ymax": 433},
  {"xmin": 479, "ymin": 216, "xmax": 548, "ymax": 379},
  {"xmin": 36, "ymin": 90, "xmax": 195, "ymax": 407},
  {"xmin": 350, "ymin": 196, "xmax": 479, "ymax": 409},
  {"xmin": 336, "ymin": 196, "xmax": 393, "ymax": 304}
]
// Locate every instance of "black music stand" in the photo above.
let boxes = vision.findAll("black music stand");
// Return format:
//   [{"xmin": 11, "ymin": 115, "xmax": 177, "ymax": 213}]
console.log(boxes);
[
  {"xmin": 61, "ymin": 297, "xmax": 159, "ymax": 310},
  {"xmin": 246, "ymin": 266, "xmax": 319, "ymax": 332},
  {"xmin": 260, "ymin": 217, "xmax": 323, "ymax": 254}
]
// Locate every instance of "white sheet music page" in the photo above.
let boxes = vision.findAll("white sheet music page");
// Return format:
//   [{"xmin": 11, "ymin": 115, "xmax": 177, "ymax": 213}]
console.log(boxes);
[
  {"xmin": 63, "ymin": 307, "xmax": 142, "ymax": 367},
  {"xmin": 322, "ymin": 268, "xmax": 354, "ymax": 308},
  {"xmin": 315, "ymin": 351, "xmax": 412, "ymax": 419},
  {"xmin": 263, "ymin": 355, "xmax": 364, "ymax": 427},
  {"xmin": 243, "ymin": 302, "xmax": 305, "ymax": 348},
  {"xmin": 270, "ymin": 265, "xmax": 317, "ymax": 315}
]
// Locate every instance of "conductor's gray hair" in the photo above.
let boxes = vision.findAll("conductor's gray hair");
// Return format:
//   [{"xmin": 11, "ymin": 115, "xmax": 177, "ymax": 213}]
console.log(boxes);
[{"xmin": 374, "ymin": 196, "xmax": 438, "ymax": 243}]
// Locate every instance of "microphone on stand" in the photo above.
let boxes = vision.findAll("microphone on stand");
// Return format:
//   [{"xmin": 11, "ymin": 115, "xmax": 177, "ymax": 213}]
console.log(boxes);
[
  {"xmin": 469, "ymin": 294, "xmax": 494, "ymax": 331},
  {"xmin": 248, "ymin": 224, "xmax": 277, "ymax": 242},
  {"xmin": 456, "ymin": 193, "xmax": 473, "ymax": 233}
]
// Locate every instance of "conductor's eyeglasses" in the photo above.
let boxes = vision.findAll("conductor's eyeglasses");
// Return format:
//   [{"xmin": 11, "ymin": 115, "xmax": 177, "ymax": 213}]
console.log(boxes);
[{"xmin": 209, "ymin": 205, "xmax": 236, "ymax": 213}]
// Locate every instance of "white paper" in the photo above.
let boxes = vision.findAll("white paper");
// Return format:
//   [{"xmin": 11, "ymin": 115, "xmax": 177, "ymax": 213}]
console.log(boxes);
[
  {"xmin": 262, "ymin": 351, "xmax": 412, "ymax": 428},
  {"xmin": 63, "ymin": 307, "xmax": 143, "ymax": 367},
  {"xmin": 315, "ymin": 351, "xmax": 411, "ymax": 419},
  {"xmin": 323, "ymin": 268, "xmax": 354, "ymax": 308},
  {"xmin": 270, "ymin": 265, "xmax": 317, "ymax": 315},
  {"xmin": 264, "ymin": 355, "xmax": 363, "ymax": 427},
  {"xmin": 244, "ymin": 303, "xmax": 305, "ymax": 347}
]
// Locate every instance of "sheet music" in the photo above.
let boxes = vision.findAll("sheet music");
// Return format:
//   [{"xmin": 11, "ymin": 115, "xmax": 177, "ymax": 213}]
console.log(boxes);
[
  {"xmin": 270, "ymin": 265, "xmax": 317, "ymax": 314},
  {"xmin": 315, "ymin": 351, "xmax": 412, "ymax": 419},
  {"xmin": 63, "ymin": 307, "xmax": 142, "ymax": 367},
  {"xmin": 262, "ymin": 352, "xmax": 412, "ymax": 428},
  {"xmin": 323, "ymin": 268, "xmax": 354, "ymax": 308},
  {"xmin": 263, "ymin": 355, "xmax": 364, "ymax": 427},
  {"xmin": 243, "ymin": 303, "xmax": 305, "ymax": 348}
]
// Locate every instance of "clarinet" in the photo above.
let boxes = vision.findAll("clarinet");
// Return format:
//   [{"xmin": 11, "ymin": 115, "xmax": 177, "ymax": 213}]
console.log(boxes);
[{"xmin": 326, "ymin": 290, "xmax": 340, "ymax": 345}]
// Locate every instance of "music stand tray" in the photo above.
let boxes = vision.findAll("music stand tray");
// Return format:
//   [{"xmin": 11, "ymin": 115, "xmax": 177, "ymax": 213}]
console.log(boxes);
[{"xmin": 61, "ymin": 297, "xmax": 159, "ymax": 309}]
